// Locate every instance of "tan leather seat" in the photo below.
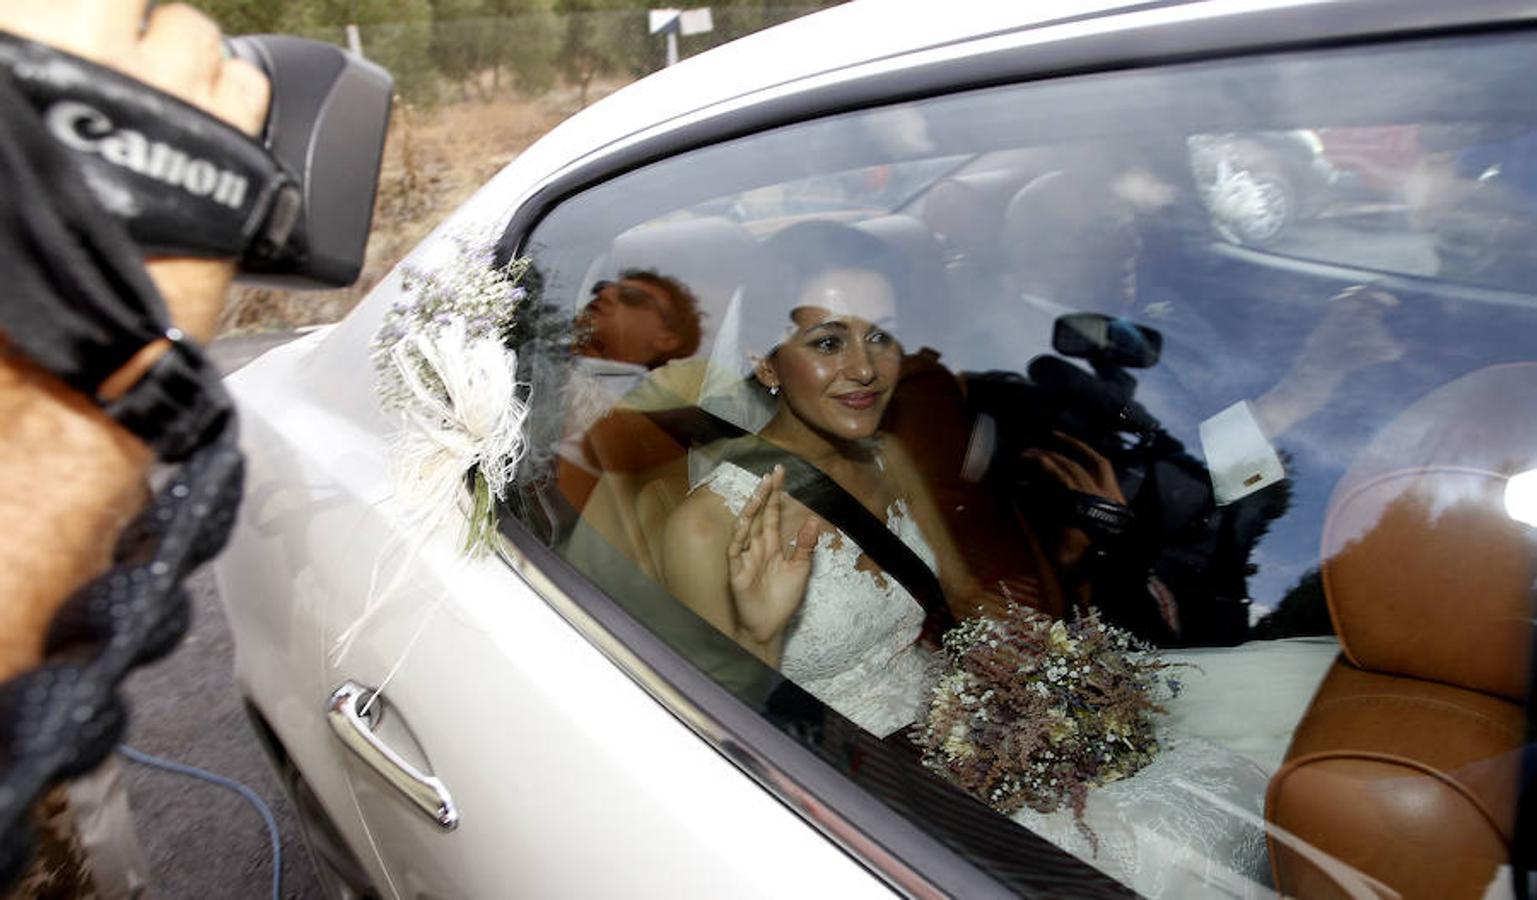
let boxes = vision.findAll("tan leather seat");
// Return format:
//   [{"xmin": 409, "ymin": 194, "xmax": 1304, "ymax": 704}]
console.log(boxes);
[
  {"xmin": 882, "ymin": 349, "xmax": 1066, "ymax": 620},
  {"xmin": 1266, "ymin": 363, "xmax": 1535, "ymax": 899}
]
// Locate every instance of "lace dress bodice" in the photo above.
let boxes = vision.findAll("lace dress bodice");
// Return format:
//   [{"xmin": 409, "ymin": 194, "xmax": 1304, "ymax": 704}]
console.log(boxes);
[{"xmin": 701, "ymin": 460, "xmax": 937, "ymax": 737}]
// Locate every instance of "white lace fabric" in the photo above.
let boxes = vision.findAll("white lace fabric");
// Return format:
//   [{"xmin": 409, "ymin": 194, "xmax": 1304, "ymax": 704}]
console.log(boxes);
[
  {"xmin": 1006, "ymin": 639, "xmax": 1341, "ymax": 897},
  {"xmin": 701, "ymin": 460, "xmax": 938, "ymax": 738},
  {"xmin": 1011, "ymin": 729, "xmax": 1274, "ymax": 898}
]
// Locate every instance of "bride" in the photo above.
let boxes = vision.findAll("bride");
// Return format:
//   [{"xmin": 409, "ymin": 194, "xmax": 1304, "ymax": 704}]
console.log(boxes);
[
  {"xmin": 661, "ymin": 221, "xmax": 1121, "ymax": 738},
  {"xmin": 660, "ymin": 222, "xmax": 1290, "ymax": 897}
]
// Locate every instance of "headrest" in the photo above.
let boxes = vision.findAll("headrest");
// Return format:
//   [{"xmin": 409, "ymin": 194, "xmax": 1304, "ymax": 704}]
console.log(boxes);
[
  {"xmin": 1321, "ymin": 363, "xmax": 1537, "ymax": 699},
  {"xmin": 852, "ymin": 214, "xmax": 947, "ymax": 342},
  {"xmin": 920, "ymin": 168, "xmax": 1027, "ymax": 257},
  {"xmin": 1000, "ymin": 169, "xmax": 1141, "ymax": 306}
]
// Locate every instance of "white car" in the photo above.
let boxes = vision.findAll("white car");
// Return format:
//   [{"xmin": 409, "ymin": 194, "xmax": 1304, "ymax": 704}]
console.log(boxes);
[{"xmin": 216, "ymin": 2, "xmax": 1537, "ymax": 897}]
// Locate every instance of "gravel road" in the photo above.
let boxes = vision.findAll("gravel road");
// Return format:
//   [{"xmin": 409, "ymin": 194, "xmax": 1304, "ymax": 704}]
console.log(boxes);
[{"xmin": 120, "ymin": 570, "xmax": 324, "ymax": 900}]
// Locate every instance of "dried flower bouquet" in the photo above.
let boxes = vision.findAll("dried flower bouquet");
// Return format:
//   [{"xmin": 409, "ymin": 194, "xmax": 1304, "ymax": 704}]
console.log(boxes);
[{"xmin": 914, "ymin": 605, "xmax": 1181, "ymax": 832}]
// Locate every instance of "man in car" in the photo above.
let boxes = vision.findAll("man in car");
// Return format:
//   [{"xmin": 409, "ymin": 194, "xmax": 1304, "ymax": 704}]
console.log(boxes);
[{"xmin": 558, "ymin": 269, "xmax": 703, "ymax": 505}]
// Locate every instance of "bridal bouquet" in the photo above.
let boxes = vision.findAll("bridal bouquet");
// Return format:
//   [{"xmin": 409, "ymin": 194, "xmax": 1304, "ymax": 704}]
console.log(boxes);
[
  {"xmin": 372, "ymin": 232, "xmax": 534, "ymax": 557},
  {"xmin": 914, "ymin": 605, "xmax": 1178, "ymax": 825}
]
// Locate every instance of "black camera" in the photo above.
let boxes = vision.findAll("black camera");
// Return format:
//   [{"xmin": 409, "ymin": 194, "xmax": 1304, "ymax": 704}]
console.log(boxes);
[
  {"xmin": 1, "ymin": 32, "xmax": 392, "ymax": 290},
  {"xmin": 966, "ymin": 313, "xmax": 1269, "ymax": 647},
  {"xmin": 968, "ymin": 313, "xmax": 1167, "ymax": 470},
  {"xmin": 226, "ymin": 36, "xmax": 392, "ymax": 289}
]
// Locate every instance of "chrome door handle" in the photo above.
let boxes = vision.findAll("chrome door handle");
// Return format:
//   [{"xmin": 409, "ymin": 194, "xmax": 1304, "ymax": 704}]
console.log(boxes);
[{"xmin": 326, "ymin": 681, "xmax": 459, "ymax": 830}]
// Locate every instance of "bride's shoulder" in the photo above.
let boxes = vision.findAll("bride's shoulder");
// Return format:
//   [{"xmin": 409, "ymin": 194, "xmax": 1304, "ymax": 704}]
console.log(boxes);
[
  {"xmin": 666, "ymin": 484, "xmax": 733, "ymax": 552},
  {"xmin": 689, "ymin": 457, "xmax": 761, "ymax": 507},
  {"xmin": 670, "ymin": 462, "xmax": 747, "ymax": 533}
]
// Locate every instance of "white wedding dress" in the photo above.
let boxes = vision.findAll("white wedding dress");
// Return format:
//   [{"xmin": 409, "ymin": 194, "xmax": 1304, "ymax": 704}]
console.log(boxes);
[
  {"xmin": 700, "ymin": 461, "xmax": 1341, "ymax": 899},
  {"xmin": 702, "ymin": 459, "xmax": 939, "ymax": 738}
]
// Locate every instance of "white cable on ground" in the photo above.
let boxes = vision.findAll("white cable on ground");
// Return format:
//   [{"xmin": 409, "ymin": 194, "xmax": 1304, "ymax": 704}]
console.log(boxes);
[{"xmin": 116, "ymin": 744, "xmax": 282, "ymax": 900}]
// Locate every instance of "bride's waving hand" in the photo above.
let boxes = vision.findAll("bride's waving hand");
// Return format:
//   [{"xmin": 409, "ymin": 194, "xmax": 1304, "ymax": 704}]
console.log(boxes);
[
  {"xmin": 727, "ymin": 466, "xmax": 823, "ymax": 646},
  {"xmin": 663, "ymin": 464, "xmax": 822, "ymax": 665}
]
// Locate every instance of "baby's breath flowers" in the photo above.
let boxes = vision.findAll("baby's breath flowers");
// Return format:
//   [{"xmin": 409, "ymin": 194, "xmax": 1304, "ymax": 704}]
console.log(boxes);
[
  {"xmin": 913, "ymin": 606, "xmax": 1179, "ymax": 838},
  {"xmin": 374, "ymin": 237, "xmax": 531, "ymax": 412},
  {"xmin": 371, "ymin": 231, "xmax": 534, "ymax": 556}
]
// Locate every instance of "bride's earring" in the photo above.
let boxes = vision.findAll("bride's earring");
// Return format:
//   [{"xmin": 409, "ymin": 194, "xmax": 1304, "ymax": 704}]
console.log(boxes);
[{"xmin": 769, "ymin": 385, "xmax": 780, "ymax": 396}]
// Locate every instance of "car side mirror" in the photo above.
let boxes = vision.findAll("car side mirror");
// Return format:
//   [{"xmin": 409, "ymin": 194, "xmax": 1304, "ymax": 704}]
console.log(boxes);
[{"xmin": 1052, "ymin": 313, "xmax": 1162, "ymax": 369}]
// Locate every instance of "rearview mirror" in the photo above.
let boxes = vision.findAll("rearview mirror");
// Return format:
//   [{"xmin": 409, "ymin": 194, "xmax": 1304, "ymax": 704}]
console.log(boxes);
[{"xmin": 1052, "ymin": 313, "xmax": 1162, "ymax": 368}]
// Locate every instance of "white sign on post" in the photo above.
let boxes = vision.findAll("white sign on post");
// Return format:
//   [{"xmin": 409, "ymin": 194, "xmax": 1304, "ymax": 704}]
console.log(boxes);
[
  {"xmin": 678, "ymin": 8, "xmax": 714, "ymax": 36},
  {"xmin": 651, "ymin": 7, "xmax": 711, "ymax": 66},
  {"xmin": 648, "ymin": 8, "xmax": 681, "ymax": 34}
]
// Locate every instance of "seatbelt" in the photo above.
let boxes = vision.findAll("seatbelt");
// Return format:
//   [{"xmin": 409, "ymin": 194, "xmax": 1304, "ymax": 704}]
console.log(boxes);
[{"xmin": 643, "ymin": 407, "xmax": 957, "ymax": 639}]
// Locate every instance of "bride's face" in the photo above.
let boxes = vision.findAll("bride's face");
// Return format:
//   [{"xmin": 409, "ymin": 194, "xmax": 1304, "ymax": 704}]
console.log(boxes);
[{"xmin": 759, "ymin": 267, "xmax": 902, "ymax": 443}]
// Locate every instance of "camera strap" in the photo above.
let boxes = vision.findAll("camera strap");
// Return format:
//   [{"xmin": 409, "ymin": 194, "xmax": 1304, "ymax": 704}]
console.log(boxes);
[
  {"xmin": 0, "ymin": 30, "xmax": 301, "ymax": 265},
  {"xmin": 0, "ymin": 64, "xmax": 231, "ymax": 460},
  {"xmin": 0, "ymin": 66, "xmax": 244, "ymax": 888}
]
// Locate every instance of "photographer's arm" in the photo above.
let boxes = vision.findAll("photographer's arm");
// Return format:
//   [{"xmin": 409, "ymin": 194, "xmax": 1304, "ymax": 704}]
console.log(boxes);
[
  {"xmin": 1201, "ymin": 286, "xmax": 1402, "ymax": 505},
  {"xmin": 0, "ymin": 0, "xmax": 269, "ymax": 681},
  {"xmin": 1249, "ymin": 286, "xmax": 1402, "ymax": 439}
]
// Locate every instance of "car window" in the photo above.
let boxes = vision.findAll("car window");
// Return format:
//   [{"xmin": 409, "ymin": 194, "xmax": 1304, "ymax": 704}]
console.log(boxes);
[
  {"xmin": 675, "ymin": 156, "xmax": 969, "ymax": 225},
  {"xmin": 1190, "ymin": 123, "xmax": 1537, "ymax": 290},
  {"xmin": 498, "ymin": 30, "xmax": 1535, "ymax": 898}
]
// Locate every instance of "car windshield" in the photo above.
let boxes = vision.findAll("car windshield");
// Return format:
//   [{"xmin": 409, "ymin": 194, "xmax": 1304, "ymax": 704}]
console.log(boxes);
[{"xmin": 499, "ymin": 28, "xmax": 1535, "ymax": 897}]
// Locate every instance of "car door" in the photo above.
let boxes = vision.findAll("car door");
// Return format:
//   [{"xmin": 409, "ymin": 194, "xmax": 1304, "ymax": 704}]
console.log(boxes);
[{"xmin": 310, "ymin": 5, "xmax": 1537, "ymax": 898}]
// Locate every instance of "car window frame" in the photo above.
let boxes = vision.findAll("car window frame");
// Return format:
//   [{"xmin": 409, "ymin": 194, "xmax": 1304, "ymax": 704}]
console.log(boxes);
[
  {"xmin": 495, "ymin": 0, "xmax": 1537, "ymax": 267},
  {"xmin": 490, "ymin": 3, "xmax": 1537, "ymax": 894}
]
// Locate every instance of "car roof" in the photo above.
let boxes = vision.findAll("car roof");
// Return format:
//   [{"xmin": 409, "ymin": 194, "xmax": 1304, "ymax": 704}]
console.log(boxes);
[
  {"xmin": 498, "ymin": 0, "xmax": 1537, "ymax": 217},
  {"xmin": 511, "ymin": 1, "xmax": 1165, "ymax": 185}
]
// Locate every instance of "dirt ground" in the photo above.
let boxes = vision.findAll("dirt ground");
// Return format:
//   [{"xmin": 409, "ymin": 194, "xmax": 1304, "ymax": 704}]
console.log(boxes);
[{"xmin": 217, "ymin": 77, "xmax": 628, "ymax": 336}]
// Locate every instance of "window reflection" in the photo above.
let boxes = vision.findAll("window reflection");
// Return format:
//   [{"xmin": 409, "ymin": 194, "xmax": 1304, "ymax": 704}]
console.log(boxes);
[{"xmin": 506, "ymin": 33, "xmax": 1537, "ymax": 899}]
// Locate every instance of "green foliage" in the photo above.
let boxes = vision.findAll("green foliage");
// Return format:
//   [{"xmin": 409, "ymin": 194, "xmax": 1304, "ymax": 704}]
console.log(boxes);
[
  {"xmin": 505, "ymin": 10, "xmax": 564, "ymax": 94},
  {"xmin": 195, "ymin": 0, "xmax": 845, "ymax": 106},
  {"xmin": 188, "ymin": 1, "xmax": 306, "ymax": 34},
  {"xmin": 555, "ymin": 1, "xmax": 651, "ymax": 105},
  {"xmin": 430, "ymin": 0, "xmax": 563, "ymax": 97}
]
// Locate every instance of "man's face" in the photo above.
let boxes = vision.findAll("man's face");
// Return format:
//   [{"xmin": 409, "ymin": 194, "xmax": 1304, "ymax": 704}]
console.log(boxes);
[{"xmin": 574, "ymin": 278, "xmax": 680, "ymax": 367}]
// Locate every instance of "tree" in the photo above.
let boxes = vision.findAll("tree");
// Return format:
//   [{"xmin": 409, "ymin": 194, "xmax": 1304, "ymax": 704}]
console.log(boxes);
[
  {"xmin": 554, "ymin": 0, "xmax": 654, "ymax": 107},
  {"xmin": 189, "ymin": 1, "xmax": 306, "ymax": 35},
  {"xmin": 277, "ymin": 0, "xmax": 439, "ymax": 102},
  {"xmin": 497, "ymin": 0, "xmax": 563, "ymax": 95}
]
